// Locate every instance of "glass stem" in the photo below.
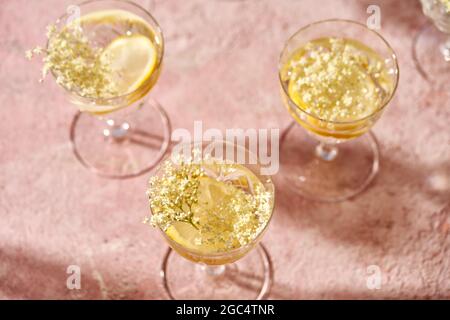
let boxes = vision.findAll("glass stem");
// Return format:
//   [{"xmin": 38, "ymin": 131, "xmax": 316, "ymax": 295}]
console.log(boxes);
[
  {"xmin": 199, "ymin": 264, "xmax": 226, "ymax": 277},
  {"xmin": 101, "ymin": 117, "xmax": 131, "ymax": 142},
  {"xmin": 315, "ymin": 142, "xmax": 338, "ymax": 161},
  {"xmin": 99, "ymin": 100, "xmax": 144, "ymax": 142},
  {"xmin": 439, "ymin": 36, "xmax": 450, "ymax": 62}
]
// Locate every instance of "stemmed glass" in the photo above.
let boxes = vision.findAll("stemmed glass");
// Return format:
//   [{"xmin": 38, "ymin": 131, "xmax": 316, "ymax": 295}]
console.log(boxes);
[
  {"xmin": 278, "ymin": 20, "xmax": 399, "ymax": 202},
  {"xmin": 146, "ymin": 140, "xmax": 275, "ymax": 299},
  {"xmin": 413, "ymin": 0, "xmax": 450, "ymax": 86},
  {"xmin": 48, "ymin": 0, "xmax": 170, "ymax": 179}
]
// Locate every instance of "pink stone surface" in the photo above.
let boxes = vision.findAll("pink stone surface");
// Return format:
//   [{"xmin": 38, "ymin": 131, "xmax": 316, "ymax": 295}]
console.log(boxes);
[{"xmin": 0, "ymin": 0, "xmax": 449, "ymax": 299}]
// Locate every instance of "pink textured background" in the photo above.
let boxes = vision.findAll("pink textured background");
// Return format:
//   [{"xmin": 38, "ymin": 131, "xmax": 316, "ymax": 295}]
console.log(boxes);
[{"xmin": 0, "ymin": 0, "xmax": 449, "ymax": 299}]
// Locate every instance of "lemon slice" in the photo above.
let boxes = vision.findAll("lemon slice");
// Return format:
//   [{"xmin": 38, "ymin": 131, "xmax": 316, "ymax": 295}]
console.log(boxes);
[
  {"xmin": 78, "ymin": 9, "xmax": 146, "ymax": 26},
  {"xmin": 102, "ymin": 34, "xmax": 157, "ymax": 96},
  {"xmin": 76, "ymin": 35, "xmax": 157, "ymax": 114},
  {"xmin": 166, "ymin": 222, "xmax": 226, "ymax": 254},
  {"xmin": 166, "ymin": 222, "xmax": 204, "ymax": 252}
]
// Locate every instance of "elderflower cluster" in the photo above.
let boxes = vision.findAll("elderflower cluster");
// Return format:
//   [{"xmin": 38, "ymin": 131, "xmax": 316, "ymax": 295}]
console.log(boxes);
[
  {"xmin": 26, "ymin": 22, "xmax": 118, "ymax": 99},
  {"xmin": 283, "ymin": 37, "xmax": 393, "ymax": 122},
  {"xmin": 146, "ymin": 160, "xmax": 204, "ymax": 231}
]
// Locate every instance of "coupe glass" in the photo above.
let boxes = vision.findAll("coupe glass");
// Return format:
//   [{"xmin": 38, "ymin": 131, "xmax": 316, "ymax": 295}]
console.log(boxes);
[
  {"xmin": 278, "ymin": 20, "xmax": 399, "ymax": 202},
  {"xmin": 48, "ymin": 0, "xmax": 171, "ymax": 179},
  {"xmin": 414, "ymin": 0, "xmax": 450, "ymax": 87},
  {"xmin": 147, "ymin": 140, "xmax": 275, "ymax": 299}
]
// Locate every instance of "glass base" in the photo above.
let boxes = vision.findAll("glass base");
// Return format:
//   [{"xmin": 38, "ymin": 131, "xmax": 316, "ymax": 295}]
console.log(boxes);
[
  {"xmin": 70, "ymin": 99, "xmax": 171, "ymax": 179},
  {"xmin": 160, "ymin": 243, "xmax": 273, "ymax": 300},
  {"xmin": 280, "ymin": 122, "xmax": 380, "ymax": 202},
  {"xmin": 413, "ymin": 23, "xmax": 450, "ymax": 88}
]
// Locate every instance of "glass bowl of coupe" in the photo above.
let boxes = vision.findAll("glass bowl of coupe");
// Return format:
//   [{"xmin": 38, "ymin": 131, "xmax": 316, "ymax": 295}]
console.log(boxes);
[{"xmin": 278, "ymin": 19, "xmax": 399, "ymax": 202}]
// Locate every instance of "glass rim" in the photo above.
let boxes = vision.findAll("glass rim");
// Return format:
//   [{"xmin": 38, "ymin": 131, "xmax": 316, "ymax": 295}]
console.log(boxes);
[
  {"xmin": 47, "ymin": 0, "xmax": 165, "ymax": 103},
  {"xmin": 149, "ymin": 139, "xmax": 276, "ymax": 259},
  {"xmin": 278, "ymin": 18, "xmax": 400, "ymax": 125}
]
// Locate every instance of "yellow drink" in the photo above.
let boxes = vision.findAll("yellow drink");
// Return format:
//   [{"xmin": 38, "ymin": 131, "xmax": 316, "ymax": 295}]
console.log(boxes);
[
  {"xmin": 46, "ymin": 9, "xmax": 163, "ymax": 114},
  {"xmin": 280, "ymin": 37, "xmax": 395, "ymax": 140},
  {"xmin": 147, "ymin": 158, "xmax": 274, "ymax": 265}
]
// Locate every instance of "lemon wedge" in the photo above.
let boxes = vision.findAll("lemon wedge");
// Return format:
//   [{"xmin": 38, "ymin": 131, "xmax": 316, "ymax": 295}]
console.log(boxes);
[{"xmin": 101, "ymin": 34, "xmax": 157, "ymax": 96}]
